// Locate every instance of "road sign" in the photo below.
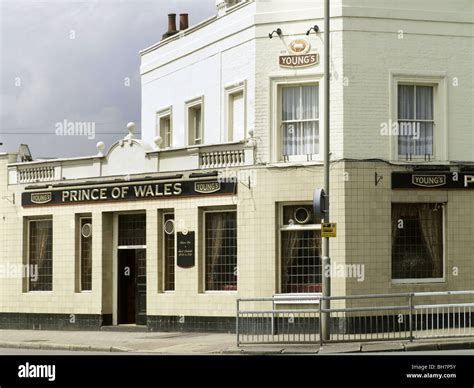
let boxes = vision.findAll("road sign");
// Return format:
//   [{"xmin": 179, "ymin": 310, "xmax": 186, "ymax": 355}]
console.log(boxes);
[{"xmin": 321, "ymin": 223, "xmax": 337, "ymax": 238}]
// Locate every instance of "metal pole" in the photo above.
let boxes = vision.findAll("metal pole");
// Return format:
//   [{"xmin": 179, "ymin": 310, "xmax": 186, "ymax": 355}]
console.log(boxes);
[{"xmin": 321, "ymin": 0, "xmax": 331, "ymax": 342}]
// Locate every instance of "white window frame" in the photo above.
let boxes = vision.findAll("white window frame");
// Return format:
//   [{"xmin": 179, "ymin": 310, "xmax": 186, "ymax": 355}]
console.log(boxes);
[
  {"xmin": 225, "ymin": 80, "xmax": 247, "ymax": 142},
  {"xmin": 78, "ymin": 215, "xmax": 92, "ymax": 293},
  {"xmin": 277, "ymin": 202, "xmax": 322, "ymax": 296},
  {"xmin": 156, "ymin": 107, "xmax": 173, "ymax": 149},
  {"xmin": 186, "ymin": 96, "xmax": 204, "ymax": 146},
  {"xmin": 271, "ymin": 76, "xmax": 323, "ymax": 163},
  {"xmin": 389, "ymin": 71, "xmax": 448, "ymax": 163},
  {"xmin": 202, "ymin": 208, "xmax": 238, "ymax": 294},
  {"xmin": 391, "ymin": 203, "xmax": 446, "ymax": 285},
  {"xmin": 27, "ymin": 217, "xmax": 53, "ymax": 293}
]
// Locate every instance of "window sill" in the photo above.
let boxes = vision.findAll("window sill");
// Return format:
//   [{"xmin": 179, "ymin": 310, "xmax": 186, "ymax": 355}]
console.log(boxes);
[
  {"xmin": 391, "ymin": 159, "xmax": 449, "ymax": 165},
  {"xmin": 392, "ymin": 278, "xmax": 445, "ymax": 285},
  {"xmin": 267, "ymin": 160, "xmax": 324, "ymax": 168},
  {"xmin": 202, "ymin": 290, "xmax": 238, "ymax": 294}
]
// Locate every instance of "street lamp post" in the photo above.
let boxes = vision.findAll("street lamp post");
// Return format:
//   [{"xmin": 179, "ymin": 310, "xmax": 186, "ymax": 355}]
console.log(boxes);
[{"xmin": 321, "ymin": 0, "xmax": 331, "ymax": 342}]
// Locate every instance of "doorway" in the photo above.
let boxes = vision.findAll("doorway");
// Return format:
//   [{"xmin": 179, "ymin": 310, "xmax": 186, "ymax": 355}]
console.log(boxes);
[
  {"xmin": 118, "ymin": 249, "xmax": 146, "ymax": 325},
  {"xmin": 116, "ymin": 213, "xmax": 147, "ymax": 326}
]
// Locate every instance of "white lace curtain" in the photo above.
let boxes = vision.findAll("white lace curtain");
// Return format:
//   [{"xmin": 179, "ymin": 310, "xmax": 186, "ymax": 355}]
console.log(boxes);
[
  {"xmin": 282, "ymin": 85, "xmax": 319, "ymax": 156},
  {"xmin": 398, "ymin": 85, "xmax": 434, "ymax": 156}
]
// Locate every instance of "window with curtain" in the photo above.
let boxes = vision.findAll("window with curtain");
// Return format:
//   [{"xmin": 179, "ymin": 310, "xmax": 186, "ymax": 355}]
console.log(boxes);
[
  {"xmin": 79, "ymin": 217, "xmax": 92, "ymax": 291},
  {"xmin": 280, "ymin": 205, "xmax": 322, "ymax": 293},
  {"xmin": 205, "ymin": 211, "xmax": 237, "ymax": 291},
  {"xmin": 398, "ymin": 85, "xmax": 434, "ymax": 158},
  {"xmin": 163, "ymin": 213, "xmax": 175, "ymax": 291},
  {"xmin": 28, "ymin": 219, "xmax": 53, "ymax": 291},
  {"xmin": 392, "ymin": 203, "xmax": 443, "ymax": 280},
  {"xmin": 281, "ymin": 85, "xmax": 319, "ymax": 158}
]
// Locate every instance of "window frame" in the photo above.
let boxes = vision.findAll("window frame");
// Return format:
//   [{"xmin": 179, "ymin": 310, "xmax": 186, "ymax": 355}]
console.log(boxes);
[
  {"xmin": 27, "ymin": 217, "xmax": 53, "ymax": 293},
  {"xmin": 78, "ymin": 215, "xmax": 93, "ymax": 292},
  {"xmin": 271, "ymin": 77, "xmax": 323, "ymax": 163},
  {"xmin": 162, "ymin": 211, "xmax": 175, "ymax": 293},
  {"xmin": 391, "ymin": 203, "xmax": 446, "ymax": 285},
  {"xmin": 202, "ymin": 208, "xmax": 238, "ymax": 293},
  {"xmin": 186, "ymin": 96, "xmax": 204, "ymax": 146},
  {"xmin": 390, "ymin": 72, "xmax": 448, "ymax": 163},
  {"xmin": 225, "ymin": 80, "xmax": 247, "ymax": 142},
  {"xmin": 156, "ymin": 107, "xmax": 173, "ymax": 149},
  {"xmin": 277, "ymin": 202, "xmax": 322, "ymax": 295}
]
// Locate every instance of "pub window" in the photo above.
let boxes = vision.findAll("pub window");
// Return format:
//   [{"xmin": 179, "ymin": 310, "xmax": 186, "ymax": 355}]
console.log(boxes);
[
  {"xmin": 28, "ymin": 218, "xmax": 53, "ymax": 291},
  {"xmin": 281, "ymin": 84, "xmax": 319, "ymax": 160},
  {"xmin": 204, "ymin": 210, "xmax": 237, "ymax": 291},
  {"xmin": 280, "ymin": 204, "xmax": 322, "ymax": 293},
  {"xmin": 156, "ymin": 108, "xmax": 172, "ymax": 148},
  {"xmin": 118, "ymin": 214, "xmax": 146, "ymax": 246},
  {"xmin": 163, "ymin": 212, "xmax": 175, "ymax": 291},
  {"xmin": 79, "ymin": 216, "xmax": 92, "ymax": 291},
  {"xmin": 187, "ymin": 97, "xmax": 203, "ymax": 146},
  {"xmin": 392, "ymin": 203, "xmax": 444, "ymax": 281},
  {"xmin": 398, "ymin": 84, "xmax": 434, "ymax": 159}
]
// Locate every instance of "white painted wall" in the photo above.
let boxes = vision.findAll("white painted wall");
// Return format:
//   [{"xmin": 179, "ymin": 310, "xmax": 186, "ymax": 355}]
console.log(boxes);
[
  {"xmin": 141, "ymin": 0, "xmax": 473, "ymax": 165},
  {"xmin": 141, "ymin": 2, "xmax": 257, "ymax": 148}
]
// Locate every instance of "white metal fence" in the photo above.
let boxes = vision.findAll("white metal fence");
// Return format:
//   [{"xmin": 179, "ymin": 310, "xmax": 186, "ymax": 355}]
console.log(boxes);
[{"xmin": 236, "ymin": 291, "xmax": 474, "ymax": 346}]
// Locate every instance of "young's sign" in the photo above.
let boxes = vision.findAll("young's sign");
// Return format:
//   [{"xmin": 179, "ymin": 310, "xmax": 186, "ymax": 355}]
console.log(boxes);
[{"xmin": 392, "ymin": 172, "xmax": 474, "ymax": 189}]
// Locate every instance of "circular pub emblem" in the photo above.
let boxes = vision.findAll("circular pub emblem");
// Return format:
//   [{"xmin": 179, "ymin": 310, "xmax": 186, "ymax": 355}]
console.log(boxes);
[{"xmin": 288, "ymin": 39, "xmax": 311, "ymax": 55}]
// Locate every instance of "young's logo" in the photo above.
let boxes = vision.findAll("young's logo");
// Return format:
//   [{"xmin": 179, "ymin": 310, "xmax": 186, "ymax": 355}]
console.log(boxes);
[
  {"xmin": 30, "ymin": 192, "xmax": 52, "ymax": 204},
  {"xmin": 194, "ymin": 181, "xmax": 221, "ymax": 194},
  {"xmin": 288, "ymin": 39, "xmax": 311, "ymax": 55},
  {"xmin": 412, "ymin": 175, "xmax": 446, "ymax": 188}
]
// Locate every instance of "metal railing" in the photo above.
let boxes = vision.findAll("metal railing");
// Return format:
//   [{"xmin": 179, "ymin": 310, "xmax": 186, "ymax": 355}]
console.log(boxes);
[{"xmin": 236, "ymin": 291, "xmax": 474, "ymax": 346}]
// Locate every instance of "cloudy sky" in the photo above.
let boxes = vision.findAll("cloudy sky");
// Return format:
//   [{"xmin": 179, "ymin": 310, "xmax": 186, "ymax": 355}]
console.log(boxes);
[{"xmin": 0, "ymin": 0, "xmax": 216, "ymax": 158}]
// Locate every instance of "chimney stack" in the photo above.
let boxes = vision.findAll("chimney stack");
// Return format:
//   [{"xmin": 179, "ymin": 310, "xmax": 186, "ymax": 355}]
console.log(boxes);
[
  {"xmin": 162, "ymin": 13, "xmax": 178, "ymax": 40},
  {"xmin": 179, "ymin": 14, "xmax": 189, "ymax": 31}
]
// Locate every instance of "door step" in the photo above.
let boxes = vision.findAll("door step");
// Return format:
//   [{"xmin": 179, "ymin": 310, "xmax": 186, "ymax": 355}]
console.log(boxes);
[{"xmin": 101, "ymin": 324, "xmax": 149, "ymax": 332}]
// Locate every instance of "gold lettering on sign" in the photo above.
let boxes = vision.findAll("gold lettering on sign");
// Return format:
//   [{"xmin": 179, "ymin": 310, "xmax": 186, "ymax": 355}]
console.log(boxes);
[
  {"xmin": 412, "ymin": 175, "xmax": 446, "ymax": 188},
  {"xmin": 465, "ymin": 175, "xmax": 474, "ymax": 187},
  {"xmin": 31, "ymin": 192, "xmax": 52, "ymax": 204},
  {"xmin": 194, "ymin": 182, "xmax": 221, "ymax": 194}
]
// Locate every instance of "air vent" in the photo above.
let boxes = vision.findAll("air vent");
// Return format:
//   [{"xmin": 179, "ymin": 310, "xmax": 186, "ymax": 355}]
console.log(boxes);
[
  {"xmin": 81, "ymin": 223, "xmax": 92, "ymax": 238},
  {"xmin": 294, "ymin": 207, "xmax": 312, "ymax": 224},
  {"xmin": 164, "ymin": 219, "xmax": 175, "ymax": 235}
]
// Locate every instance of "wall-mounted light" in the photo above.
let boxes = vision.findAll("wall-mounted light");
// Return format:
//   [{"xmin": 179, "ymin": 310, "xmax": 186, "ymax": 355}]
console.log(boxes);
[
  {"xmin": 306, "ymin": 25, "xmax": 320, "ymax": 35},
  {"xmin": 268, "ymin": 28, "xmax": 282, "ymax": 39}
]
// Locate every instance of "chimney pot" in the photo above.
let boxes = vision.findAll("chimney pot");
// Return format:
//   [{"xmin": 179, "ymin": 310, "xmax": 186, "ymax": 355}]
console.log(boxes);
[
  {"xmin": 179, "ymin": 13, "xmax": 189, "ymax": 31},
  {"xmin": 162, "ymin": 13, "xmax": 178, "ymax": 39}
]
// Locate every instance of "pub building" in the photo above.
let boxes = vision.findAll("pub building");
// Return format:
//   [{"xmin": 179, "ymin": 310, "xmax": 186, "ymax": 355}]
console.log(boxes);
[{"xmin": 0, "ymin": 0, "xmax": 473, "ymax": 332}]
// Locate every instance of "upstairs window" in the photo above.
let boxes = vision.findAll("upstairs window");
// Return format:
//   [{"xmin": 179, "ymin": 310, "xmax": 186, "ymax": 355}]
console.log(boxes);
[
  {"xmin": 398, "ymin": 85, "xmax": 434, "ymax": 159},
  {"xmin": 187, "ymin": 98, "xmax": 204, "ymax": 145},
  {"xmin": 226, "ymin": 82, "xmax": 246, "ymax": 142},
  {"xmin": 156, "ymin": 108, "xmax": 172, "ymax": 148},
  {"xmin": 281, "ymin": 85, "xmax": 319, "ymax": 160}
]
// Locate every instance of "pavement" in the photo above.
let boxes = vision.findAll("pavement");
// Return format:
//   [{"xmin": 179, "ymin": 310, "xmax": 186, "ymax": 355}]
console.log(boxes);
[{"xmin": 1, "ymin": 329, "xmax": 474, "ymax": 354}]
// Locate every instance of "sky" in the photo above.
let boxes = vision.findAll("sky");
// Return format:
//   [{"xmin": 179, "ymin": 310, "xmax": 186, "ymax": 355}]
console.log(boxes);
[{"xmin": 0, "ymin": 0, "xmax": 216, "ymax": 158}]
